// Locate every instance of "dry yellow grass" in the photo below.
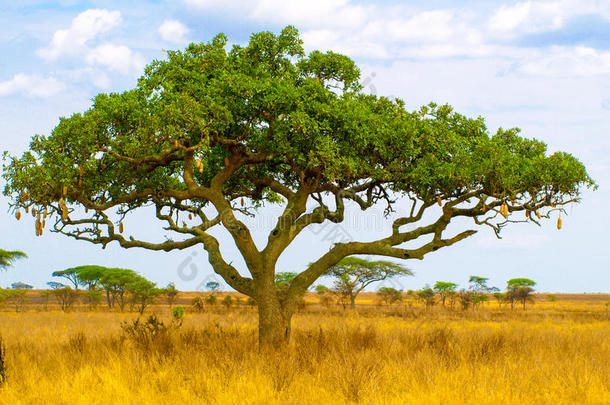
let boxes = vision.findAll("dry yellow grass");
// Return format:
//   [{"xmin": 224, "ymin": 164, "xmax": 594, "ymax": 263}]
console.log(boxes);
[{"xmin": 0, "ymin": 295, "xmax": 609, "ymax": 404}]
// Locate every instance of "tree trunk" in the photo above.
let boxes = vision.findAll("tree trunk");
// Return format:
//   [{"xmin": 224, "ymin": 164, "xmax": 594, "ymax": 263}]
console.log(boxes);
[
  {"xmin": 350, "ymin": 294, "xmax": 356, "ymax": 309},
  {"xmin": 257, "ymin": 288, "xmax": 293, "ymax": 348}
]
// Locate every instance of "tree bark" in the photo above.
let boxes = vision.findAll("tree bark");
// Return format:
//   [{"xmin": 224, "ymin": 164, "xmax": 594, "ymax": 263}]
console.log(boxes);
[
  {"xmin": 258, "ymin": 299, "xmax": 292, "ymax": 348},
  {"xmin": 256, "ymin": 286, "xmax": 293, "ymax": 348},
  {"xmin": 350, "ymin": 294, "xmax": 356, "ymax": 309}
]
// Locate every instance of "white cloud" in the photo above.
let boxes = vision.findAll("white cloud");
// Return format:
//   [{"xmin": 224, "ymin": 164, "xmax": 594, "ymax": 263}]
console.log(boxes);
[
  {"xmin": 519, "ymin": 46, "xmax": 610, "ymax": 76},
  {"xmin": 488, "ymin": 0, "xmax": 604, "ymax": 37},
  {"xmin": 159, "ymin": 20, "xmax": 189, "ymax": 43},
  {"xmin": 37, "ymin": 9, "xmax": 122, "ymax": 61},
  {"xmin": 251, "ymin": 0, "xmax": 368, "ymax": 29},
  {"xmin": 85, "ymin": 44, "xmax": 145, "ymax": 75},
  {"xmin": 0, "ymin": 74, "xmax": 65, "ymax": 97}
]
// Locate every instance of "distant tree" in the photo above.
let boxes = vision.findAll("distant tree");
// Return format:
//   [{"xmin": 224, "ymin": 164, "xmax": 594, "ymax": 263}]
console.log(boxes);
[
  {"xmin": 0, "ymin": 250, "xmax": 27, "ymax": 271},
  {"xmin": 506, "ymin": 278, "xmax": 536, "ymax": 310},
  {"xmin": 416, "ymin": 286, "xmax": 436, "ymax": 308},
  {"xmin": 127, "ymin": 278, "xmax": 162, "ymax": 314},
  {"xmin": 39, "ymin": 290, "xmax": 51, "ymax": 310},
  {"xmin": 51, "ymin": 269, "xmax": 80, "ymax": 290},
  {"xmin": 222, "ymin": 295, "xmax": 233, "ymax": 309},
  {"xmin": 314, "ymin": 285, "xmax": 332, "ymax": 308},
  {"xmin": 191, "ymin": 296, "xmax": 205, "ymax": 312},
  {"xmin": 5, "ymin": 289, "xmax": 27, "ymax": 312},
  {"xmin": 11, "ymin": 282, "xmax": 33, "ymax": 289},
  {"xmin": 493, "ymin": 292, "xmax": 507, "ymax": 308},
  {"xmin": 83, "ymin": 289, "xmax": 103, "ymax": 310},
  {"xmin": 71, "ymin": 266, "xmax": 107, "ymax": 290},
  {"xmin": 51, "ymin": 286, "xmax": 79, "ymax": 311},
  {"xmin": 275, "ymin": 272, "xmax": 298, "ymax": 289},
  {"xmin": 468, "ymin": 276, "xmax": 490, "ymax": 309},
  {"xmin": 99, "ymin": 268, "xmax": 140, "ymax": 310},
  {"xmin": 47, "ymin": 281, "xmax": 67, "ymax": 290},
  {"xmin": 315, "ymin": 285, "xmax": 329, "ymax": 294},
  {"xmin": 325, "ymin": 257, "xmax": 412, "ymax": 309},
  {"xmin": 205, "ymin": 281, "xmax": 220, "ymax": 292},
  {"xmin": 205, "ymin": 295, "xmax": 217, "ymax": 306},
  {"xmin": 433, "ymin": 281, "xmax": 458, "ymax": 307},
  {"xmin": 163, "ymin": 282, "xmax": 179, "ymax": 307},
  {"xmin": 457, "ymin": 289, "xmax": 473, "ymax": 310},
  {"xmin": 469, "ymin": 276, "xmax": 489, "ymax": 291},
  {"xmin": 378, "ymin": 287, "xmax": 403, "ymax": 305}
]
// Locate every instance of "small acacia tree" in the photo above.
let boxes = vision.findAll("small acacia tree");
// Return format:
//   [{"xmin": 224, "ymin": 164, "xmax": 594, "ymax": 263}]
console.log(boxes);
[
  {"xmin": 51, "ymin": 269, "xmax": 80, "ymax": 290},
  {"xmin": 163, "ymin": 282, "xmax": 179, "ymax": 307},
  {"xmin": 326, "ymin": 257, "xmax": 412, "ymax": 309},
  {"xmin": 1, "ymin": 27, "xmax": 595, "ymax": 346},
  {"xmin": 468, "ymin": 276, "xmax": 491, "ymax": 309},
  {"xmin": 378, "ymin": 287, "xmax": 403, "ymax": 305},
  {"xmin": 128, "ymin": 278, "xmax": 162, "ymax": 314},
  {"xmin": 506, "ymin": 278, "xmax": 536, "ymax": 310},
  {"xmin": 274, "ymin": 272, "xmax": 298, "ymax": 289},
  {"xmin": 433, "ymin": 281, "xmax": 458, "ymax": 307},
  {"xmin": 11, "ymin": 282, "xmax": 33, "ymax": 289},
  {"xmin": 417, "ymin": 286, "xmax": 436, "ymax": 308},
  {"xmin": 50, "ymin": 285, "xmax": 79, "ymax": 311},
  {"xmin": 205, "ymin": 282, "xmax": 220, "ymax": 293},
  {"xmin": 99, "ymin": 268, "xmax": 140, "ymax": 310}
]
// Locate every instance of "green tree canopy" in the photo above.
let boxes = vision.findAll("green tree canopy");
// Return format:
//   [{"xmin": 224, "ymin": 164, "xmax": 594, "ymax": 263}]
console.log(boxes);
[
  {"xmin": 127, "ymin": 278, "xmax": 161, "ymax": 314},
  {"xmin": 70, "ymin": 265, "xmax": 108, "ymax": 289},
  {"xmin": 99, "ymin": 268, "xmax": 141, "ymax": 310},
  {"xmin": 326, "ymin": 257, "xmax": 412, "ymax": 308},
  {"xmin": 51, "ymin": 269, "xmax": 80, "ymax": 289},
  {"xmin": 507, "ymin": 278, "xmax": 536, "ymax": 288},
  {"xmin": 0, "ymin": 250, "xmax": 27, "ymax": 271},
  {"xmin": 11, "ymin": 282, "xmax": 33, "ymax": 289},
  {"xmin": 378, "ymin": 286, "xmax": 403, "ymax": 305},
  {"xmin": 275, "ymin": 272, "xmax": 298, "ymax": 289},
  {"xmin": 205, "ymin": 281, "xmax": 220, "ymax": 292},
  {"xmin": 507, "ymin": 278, "xmax": 536, "ymax": 310},
  {"xmin": 1, "ymin": 26, "xmax": 595, "ymax": 346},
  {"xmin": 433, "ymin": 281, "xmax": 458, "ymax": 306}
]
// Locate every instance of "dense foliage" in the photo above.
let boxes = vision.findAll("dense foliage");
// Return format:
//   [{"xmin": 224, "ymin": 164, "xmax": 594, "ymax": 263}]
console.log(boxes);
[{"xmin": 1, "ymin": 26, "xmax": 595, "ymax": 345}]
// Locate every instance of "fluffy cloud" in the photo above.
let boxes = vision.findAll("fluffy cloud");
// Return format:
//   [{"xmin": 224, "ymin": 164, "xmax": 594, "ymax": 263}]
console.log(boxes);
[
  {"xmin": 250, "ymin": 0, "xmax": 368, "ymax": 29},
  {"xmin": 159, "ymin": 20, "xmax": 189, "ymax": 43},
  {"xmin": 488, "ymin": 0, "xmax": 608, "ymax": 37},
  {"xmin": 37, "ymin": 9, "xmax": 122, "ymax": 61},
  {"xmin": 518, "ymin": 46, "xmax": 610, "ymax": 76},
  {"xmin": 85, "ymin": 44, "xmax": 146, "ymax": 75},
  {"xmin": 0, "ymin": 73, "xmax": 65, "ymax": 97}
]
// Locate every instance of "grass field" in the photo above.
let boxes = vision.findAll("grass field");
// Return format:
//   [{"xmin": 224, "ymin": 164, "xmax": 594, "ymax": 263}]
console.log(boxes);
[{"xmin": 0, "ymin": 293, "xmax": 609, "ymax": 404}]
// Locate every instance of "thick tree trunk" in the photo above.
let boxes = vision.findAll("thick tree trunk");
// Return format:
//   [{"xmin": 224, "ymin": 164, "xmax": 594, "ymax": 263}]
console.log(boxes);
[{"xmin": 256, "ymin": 285, "xmax": 293, "ymax": 348}]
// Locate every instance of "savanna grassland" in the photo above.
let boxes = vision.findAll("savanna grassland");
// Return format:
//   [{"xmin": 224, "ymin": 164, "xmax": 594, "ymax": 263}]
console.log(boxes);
[{"xmin": 0, "ymin": 293, "xmax": 609, "ymax": 404}]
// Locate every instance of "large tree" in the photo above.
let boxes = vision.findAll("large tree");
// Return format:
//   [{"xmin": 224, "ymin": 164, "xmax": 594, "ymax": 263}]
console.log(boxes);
[{"xmin": 1, "ymin": 27, "xmax": 595, "ymax": 347}]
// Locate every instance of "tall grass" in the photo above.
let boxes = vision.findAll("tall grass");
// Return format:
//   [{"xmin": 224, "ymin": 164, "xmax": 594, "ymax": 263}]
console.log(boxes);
[{"xmin": 0, "ymin": 305, "xmax": 608, "ymax": 404}]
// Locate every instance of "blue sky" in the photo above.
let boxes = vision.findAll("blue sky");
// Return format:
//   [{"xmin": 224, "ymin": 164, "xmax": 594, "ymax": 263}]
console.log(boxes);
[{"xmin": 0, "ymin": 0, "xmax": 608, "ymax": 292}]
